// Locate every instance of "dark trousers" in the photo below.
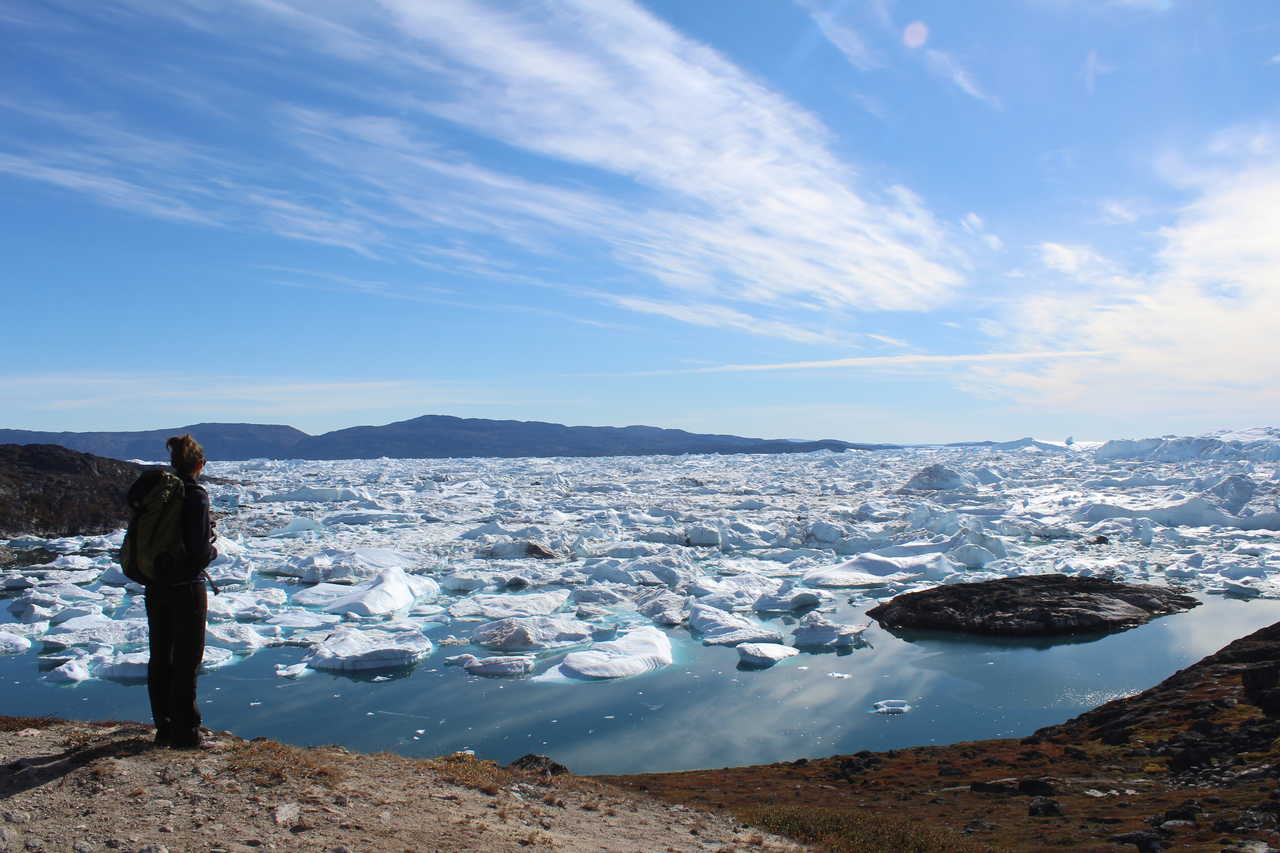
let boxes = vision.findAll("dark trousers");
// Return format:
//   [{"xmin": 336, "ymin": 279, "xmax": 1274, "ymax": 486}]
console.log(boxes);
[{"xmin": 145, "ymin": 582, "xmax": 207, "ymax": 743}]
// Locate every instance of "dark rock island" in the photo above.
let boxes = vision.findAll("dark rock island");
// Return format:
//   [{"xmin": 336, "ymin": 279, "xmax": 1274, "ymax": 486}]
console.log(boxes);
[
  {"xmin": 867, "ymin": 574, "xmax": 1200, "ymax": 636},
  {"xmin": 0, "ymin": 444, "xmax": 141, "ymax": 538}
]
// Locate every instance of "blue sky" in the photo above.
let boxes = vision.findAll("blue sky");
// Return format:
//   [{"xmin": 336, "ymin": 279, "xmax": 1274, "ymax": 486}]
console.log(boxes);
[{"xmin": 2, "ymin": 0, "xmax": 1277, "ymax": 443}]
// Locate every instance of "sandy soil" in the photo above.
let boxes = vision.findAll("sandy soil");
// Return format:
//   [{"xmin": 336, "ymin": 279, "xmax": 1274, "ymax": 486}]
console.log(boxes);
[{"xmin": 0, "ymin": 719, "xmax": 809, "ymax": 853}]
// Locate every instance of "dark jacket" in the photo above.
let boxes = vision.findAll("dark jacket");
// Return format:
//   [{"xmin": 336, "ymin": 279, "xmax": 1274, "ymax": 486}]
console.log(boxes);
[{"xmin": 178, "ymin": 473, "xmax": 217, "ymax": 579}]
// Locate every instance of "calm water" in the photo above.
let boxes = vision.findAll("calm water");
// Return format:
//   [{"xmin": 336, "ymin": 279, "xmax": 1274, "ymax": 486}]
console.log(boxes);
[{"xmin": 3, "ymin": 595, "xmax": 1277, "ymax": 775}]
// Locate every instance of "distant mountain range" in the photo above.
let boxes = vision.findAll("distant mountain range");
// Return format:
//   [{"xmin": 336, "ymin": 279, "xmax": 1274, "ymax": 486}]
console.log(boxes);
[{"xmin": 0, "ymin": 415, "xmax": 895, "ymax": 462}]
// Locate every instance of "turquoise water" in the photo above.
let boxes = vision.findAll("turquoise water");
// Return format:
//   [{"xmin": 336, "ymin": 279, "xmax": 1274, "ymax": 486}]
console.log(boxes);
[{"xmin": 3, "ymin": 594, "xmax": 1276, "ymax": 774}]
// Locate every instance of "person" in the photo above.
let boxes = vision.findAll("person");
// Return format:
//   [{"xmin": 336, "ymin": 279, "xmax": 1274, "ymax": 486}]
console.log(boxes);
[{"xmin": 144, "ymin": 433, "xmax": 218, "ymax": 749}]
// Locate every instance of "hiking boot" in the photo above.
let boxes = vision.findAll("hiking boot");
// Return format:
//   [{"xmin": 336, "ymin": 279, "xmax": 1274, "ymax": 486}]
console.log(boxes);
[{"xmin": 153, "ymin": 725, "xmax": 174, "ymax": 748}]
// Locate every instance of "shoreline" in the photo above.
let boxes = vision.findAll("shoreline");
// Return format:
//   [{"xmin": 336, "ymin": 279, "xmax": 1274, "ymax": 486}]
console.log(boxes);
[{"xmin": 6, "ymin": 617, "xmax": 1280, "ymax": 852}]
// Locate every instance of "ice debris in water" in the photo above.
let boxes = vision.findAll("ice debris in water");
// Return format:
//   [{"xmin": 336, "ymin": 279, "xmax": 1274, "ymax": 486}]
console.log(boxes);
[
  {"xmin": 5, "ymin": 430, "xmax": 1280, "ymax": 688},
  {"xmin": 872, "ymin": 699, "xmax": 912, "ymax": 714},
  {"xmin": 736, "ymin": 643, "xmax": 799, "ymax": 667},
  {"xmin": 556, "ymin": 626, "xmax": 673, "ymax": 679}
]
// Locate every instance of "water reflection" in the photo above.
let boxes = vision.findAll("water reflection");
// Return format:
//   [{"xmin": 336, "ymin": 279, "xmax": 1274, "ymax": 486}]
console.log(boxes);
[{"xmin": 1, "ymin": 596, "xmax": 1278, "ymax": 774}]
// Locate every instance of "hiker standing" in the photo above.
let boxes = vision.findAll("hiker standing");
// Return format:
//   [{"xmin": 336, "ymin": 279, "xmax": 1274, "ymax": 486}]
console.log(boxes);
[{"xmin": 125, "ymin": 434, "xmax": 218, "ymax": 748}]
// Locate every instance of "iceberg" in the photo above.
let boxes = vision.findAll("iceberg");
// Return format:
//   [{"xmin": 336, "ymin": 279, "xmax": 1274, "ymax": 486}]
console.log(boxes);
[
  {"xmin": 293, "ymin": 567, "xmax": 438, "ymax": 617},
  {"xmin": 448, "ymin": 589, "xmax": 570, "ymax": 621},
  {"xmin": 306, "ymin": 626, "xmax": 433, "ymax": 672},
  {"xmin": 444, "ymin": 653, "xmax": 536, "ymax": 676},
  {"xmin": 791, "ymin": 612, "xmax": 869, "ymax": 649},
  {"xmin": 688, "ymin": 602, "xmax": 783, "ymax": 646},
  {"xmin": 558, "ymin": 626, "xmax": 673, "ymax": 679},
  {"xmin": 472, "ymin": 615, "xmax": 593, "ymax": 651},
  {"xmin": 736, "ymin": 643, "xmax": 799, "ymax": 667}
]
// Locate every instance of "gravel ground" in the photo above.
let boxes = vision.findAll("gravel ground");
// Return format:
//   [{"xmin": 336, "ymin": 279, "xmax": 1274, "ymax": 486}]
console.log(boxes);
[{"xmin": 0, "ymin": 719, "xmax": 809, "ymax": 853}]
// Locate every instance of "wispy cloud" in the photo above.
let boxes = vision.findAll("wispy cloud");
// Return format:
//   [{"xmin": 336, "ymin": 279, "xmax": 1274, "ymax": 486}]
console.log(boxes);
[
  {"xmin": 608, "ymin": 296, "xmax": 845, "ymax": 345},
  {"xmin": 970, "ymin": 128, "xmax": 1280, "ymax": 414},
  {"xmin": 635, "ymin": 350, "xmax": 1106, "ymax": 375},
  {"xmin": 924, "ymin": 49, "xmax": 1002, "ymax": 108},
  {"xmin": 1082, "ymin": 50, "xmax": 1114, "ymax": 95},
  {"xmin": 0, "ymin": 0, "xmax": 971, "ymax": 345},
  {"xmin": 792, "ymin": 0, "xmax": 881, "ymax": 70}
]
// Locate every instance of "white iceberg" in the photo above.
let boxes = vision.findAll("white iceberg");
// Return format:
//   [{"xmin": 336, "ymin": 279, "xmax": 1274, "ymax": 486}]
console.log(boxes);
[
  {"xmin": 737, "ymin": 643, "xmax": 799, "ymax": 667},
  {"xmin": 558, "ymin": 626, "xmax": 673, "ymax": 679},
  {"xmin": 0, "ymin": 631, "xmax": 33, "ymax": 655},
  {"xmin": 472, "ymin": 615, "xmax": 593, "ymax": 651},
  {"xmin": 448, "ymin": 589, "xmax": 570, "ymax": 621},
  {"xmin": 444, "ymin": 653, "xmax": 536, "ymax": 676},
  {"xmin": 791, "ymin": 613, "xmax": 869, "ymax": 649},
  {"xmin": 688, "ymin": 602, "xmax": 783, "ymax": 646},
  {"xmin": 306, "ymin": 626, "xmax": 433, "ymax": 672},
  {"xmin": 293, "ymin": 567, "xmax": 438, "ymax": 617}
]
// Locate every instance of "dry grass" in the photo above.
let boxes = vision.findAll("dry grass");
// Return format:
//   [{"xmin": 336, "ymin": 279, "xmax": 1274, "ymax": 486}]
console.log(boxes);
[
  {"xmin": 224, "ymin": 738, "xmax": 346, "ymax": 788},
  {"xmin": 736, "ymin": 805, "xmax": 1009, "ymax": 853},
  {"xmin": 0, "ymin": 715, "xmax": 60, "ymax": 733},
  {"xmin": 423, "ymin": 751, "xmax": 515, "ymax": 793}
]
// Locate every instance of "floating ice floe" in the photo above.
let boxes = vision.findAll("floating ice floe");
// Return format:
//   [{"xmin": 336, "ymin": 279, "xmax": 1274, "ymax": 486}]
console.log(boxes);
[
  {"xmin": 292, "ymin": 567, "xmax": 438, "ymax": 616},
  {"xmin": 305, "ymin": 626, "xmax": 433, "ymax": 672},
  {"xmin": 444, "ymin": 653, "xmax": 536, "ymax": 676},
  {"xmin": 472, "ymin": 615, "xmax": 593, "ymax": 651},
  {"xmin": 752, "ymin": 582, "xmax": 831, "ymax": 612},
  {"xmin": 261, "ymin": 485, "xmax": 379, "ymax": 504},
  {"xmin": 872, "ymin": 699, "xmax": 912, "ymax": 715},
  {"xmin": 47, "ymin": 659, "xmax": 91, "ymax": 684},
  {"xmin": 802, "ymin": 553, "xmax": 957, "ymax": 587},
  {"xmin": 42, "ymin": 614, "xmax": 149, "ymax": 650},
  {"xmin": 736, "ymin": 643, "xmax": 799, "ymax": 667},
  {"xmin": 688, "ymin": 602, "xmax": 783, "ymax": 646},
  {"xmin": 556, "ymin": 626, "xmax": 673, "ymax": 679},
  {"xmin": 448, "ymin": 589, "xmax": 570, "ymax": 621},
  {"xmin": 0, "ymin": 631, "xmax": 33, "ymax": 655},
  {"xmin": 791, "ymin": 613, "xmax": 869, "ymax": 649}
]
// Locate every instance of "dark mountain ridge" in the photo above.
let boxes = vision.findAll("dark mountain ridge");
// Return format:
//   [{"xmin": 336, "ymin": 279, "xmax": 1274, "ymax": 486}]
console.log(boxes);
[{"xmin": 0, "ymin": 415, "xmax": 892, "ymax": 462}]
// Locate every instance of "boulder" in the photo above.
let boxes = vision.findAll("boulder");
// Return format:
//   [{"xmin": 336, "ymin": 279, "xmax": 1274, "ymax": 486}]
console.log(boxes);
[{"xmin": 867, "ymin": 574, "xmax": 1199, "ymax": 636}]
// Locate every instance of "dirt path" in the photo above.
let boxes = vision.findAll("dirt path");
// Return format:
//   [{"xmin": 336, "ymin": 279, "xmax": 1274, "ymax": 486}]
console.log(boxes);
[{"xmin": 0, "ymin": 718, "xmax": 809, "ymax": 853}]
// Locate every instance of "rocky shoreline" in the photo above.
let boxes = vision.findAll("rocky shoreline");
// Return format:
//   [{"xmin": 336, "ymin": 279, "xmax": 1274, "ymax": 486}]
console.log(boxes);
[{"xmin": 6, "ymin": 620, "xmax": 1280, "ymax": 851}]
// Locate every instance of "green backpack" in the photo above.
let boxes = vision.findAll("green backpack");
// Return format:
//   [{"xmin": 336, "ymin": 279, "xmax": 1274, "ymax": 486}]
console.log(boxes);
[{"xmin": 120, "ymin": 470, "xmax": 187, "ymax": 585}]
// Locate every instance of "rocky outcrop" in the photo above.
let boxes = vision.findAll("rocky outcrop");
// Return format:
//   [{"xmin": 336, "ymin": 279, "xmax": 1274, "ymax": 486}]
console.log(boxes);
[
  {"xmin": 0, "ymin": 444, "xmax": 141, "ymax": 538},
  {"xmin": 866, "ymin": 574, "xmax": 1199, "ymax": 636}
]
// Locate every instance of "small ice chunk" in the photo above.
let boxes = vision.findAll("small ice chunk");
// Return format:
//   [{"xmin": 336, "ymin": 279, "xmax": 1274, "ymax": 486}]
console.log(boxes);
[
  {"xmin": 274, "ymin": 662, "xmax": 310, "ymax": 678},
  {"xmin": 635, "ymin": 589, "xmax": 689, "ymax": 626},
  {"xmin": 0, "ymin": 631, "xmax": 33, "ymax": 655},
  {"xmin": 685, "ymin": 524, "xmax": 722, "ymax": 547},
  {"xmin": 206, "ymin": 623, "xmax": 269, "ymax": 652},
  {"xmin": 444, "ymin": 653, "xmax": 536, "ymax": 676},
  {"xmin": 48, "ymin": 659, "xmax": 91, "ymax": 683},
  {"xmin": 97, "ymin": 651, "xmax": 151, "ymax": 681},
  {"xmin": 201, "ymin": 646, "xmax": 235, "ymax": 670},
  {"xmin": 873, "ymin": 699, "xmax": 912, "ymax": 715},
  {"xmin": 737, "ymin": 643, "xmax": 799, "ymax": 667},
  {"xmin": 268, "ymin": 517, "xmax": 327, "ymax": 538}
]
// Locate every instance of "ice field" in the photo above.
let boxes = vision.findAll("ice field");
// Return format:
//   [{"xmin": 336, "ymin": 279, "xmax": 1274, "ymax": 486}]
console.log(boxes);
[{"xmin": 3, "ymin": 428, "xmax": 1280, "ymax": 772}]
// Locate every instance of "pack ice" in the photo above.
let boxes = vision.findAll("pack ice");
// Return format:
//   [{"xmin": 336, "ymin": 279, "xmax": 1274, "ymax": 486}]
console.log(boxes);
[{"xmin": 2, "ymin": 428, "xmax": 1279, "ymax": 687}]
